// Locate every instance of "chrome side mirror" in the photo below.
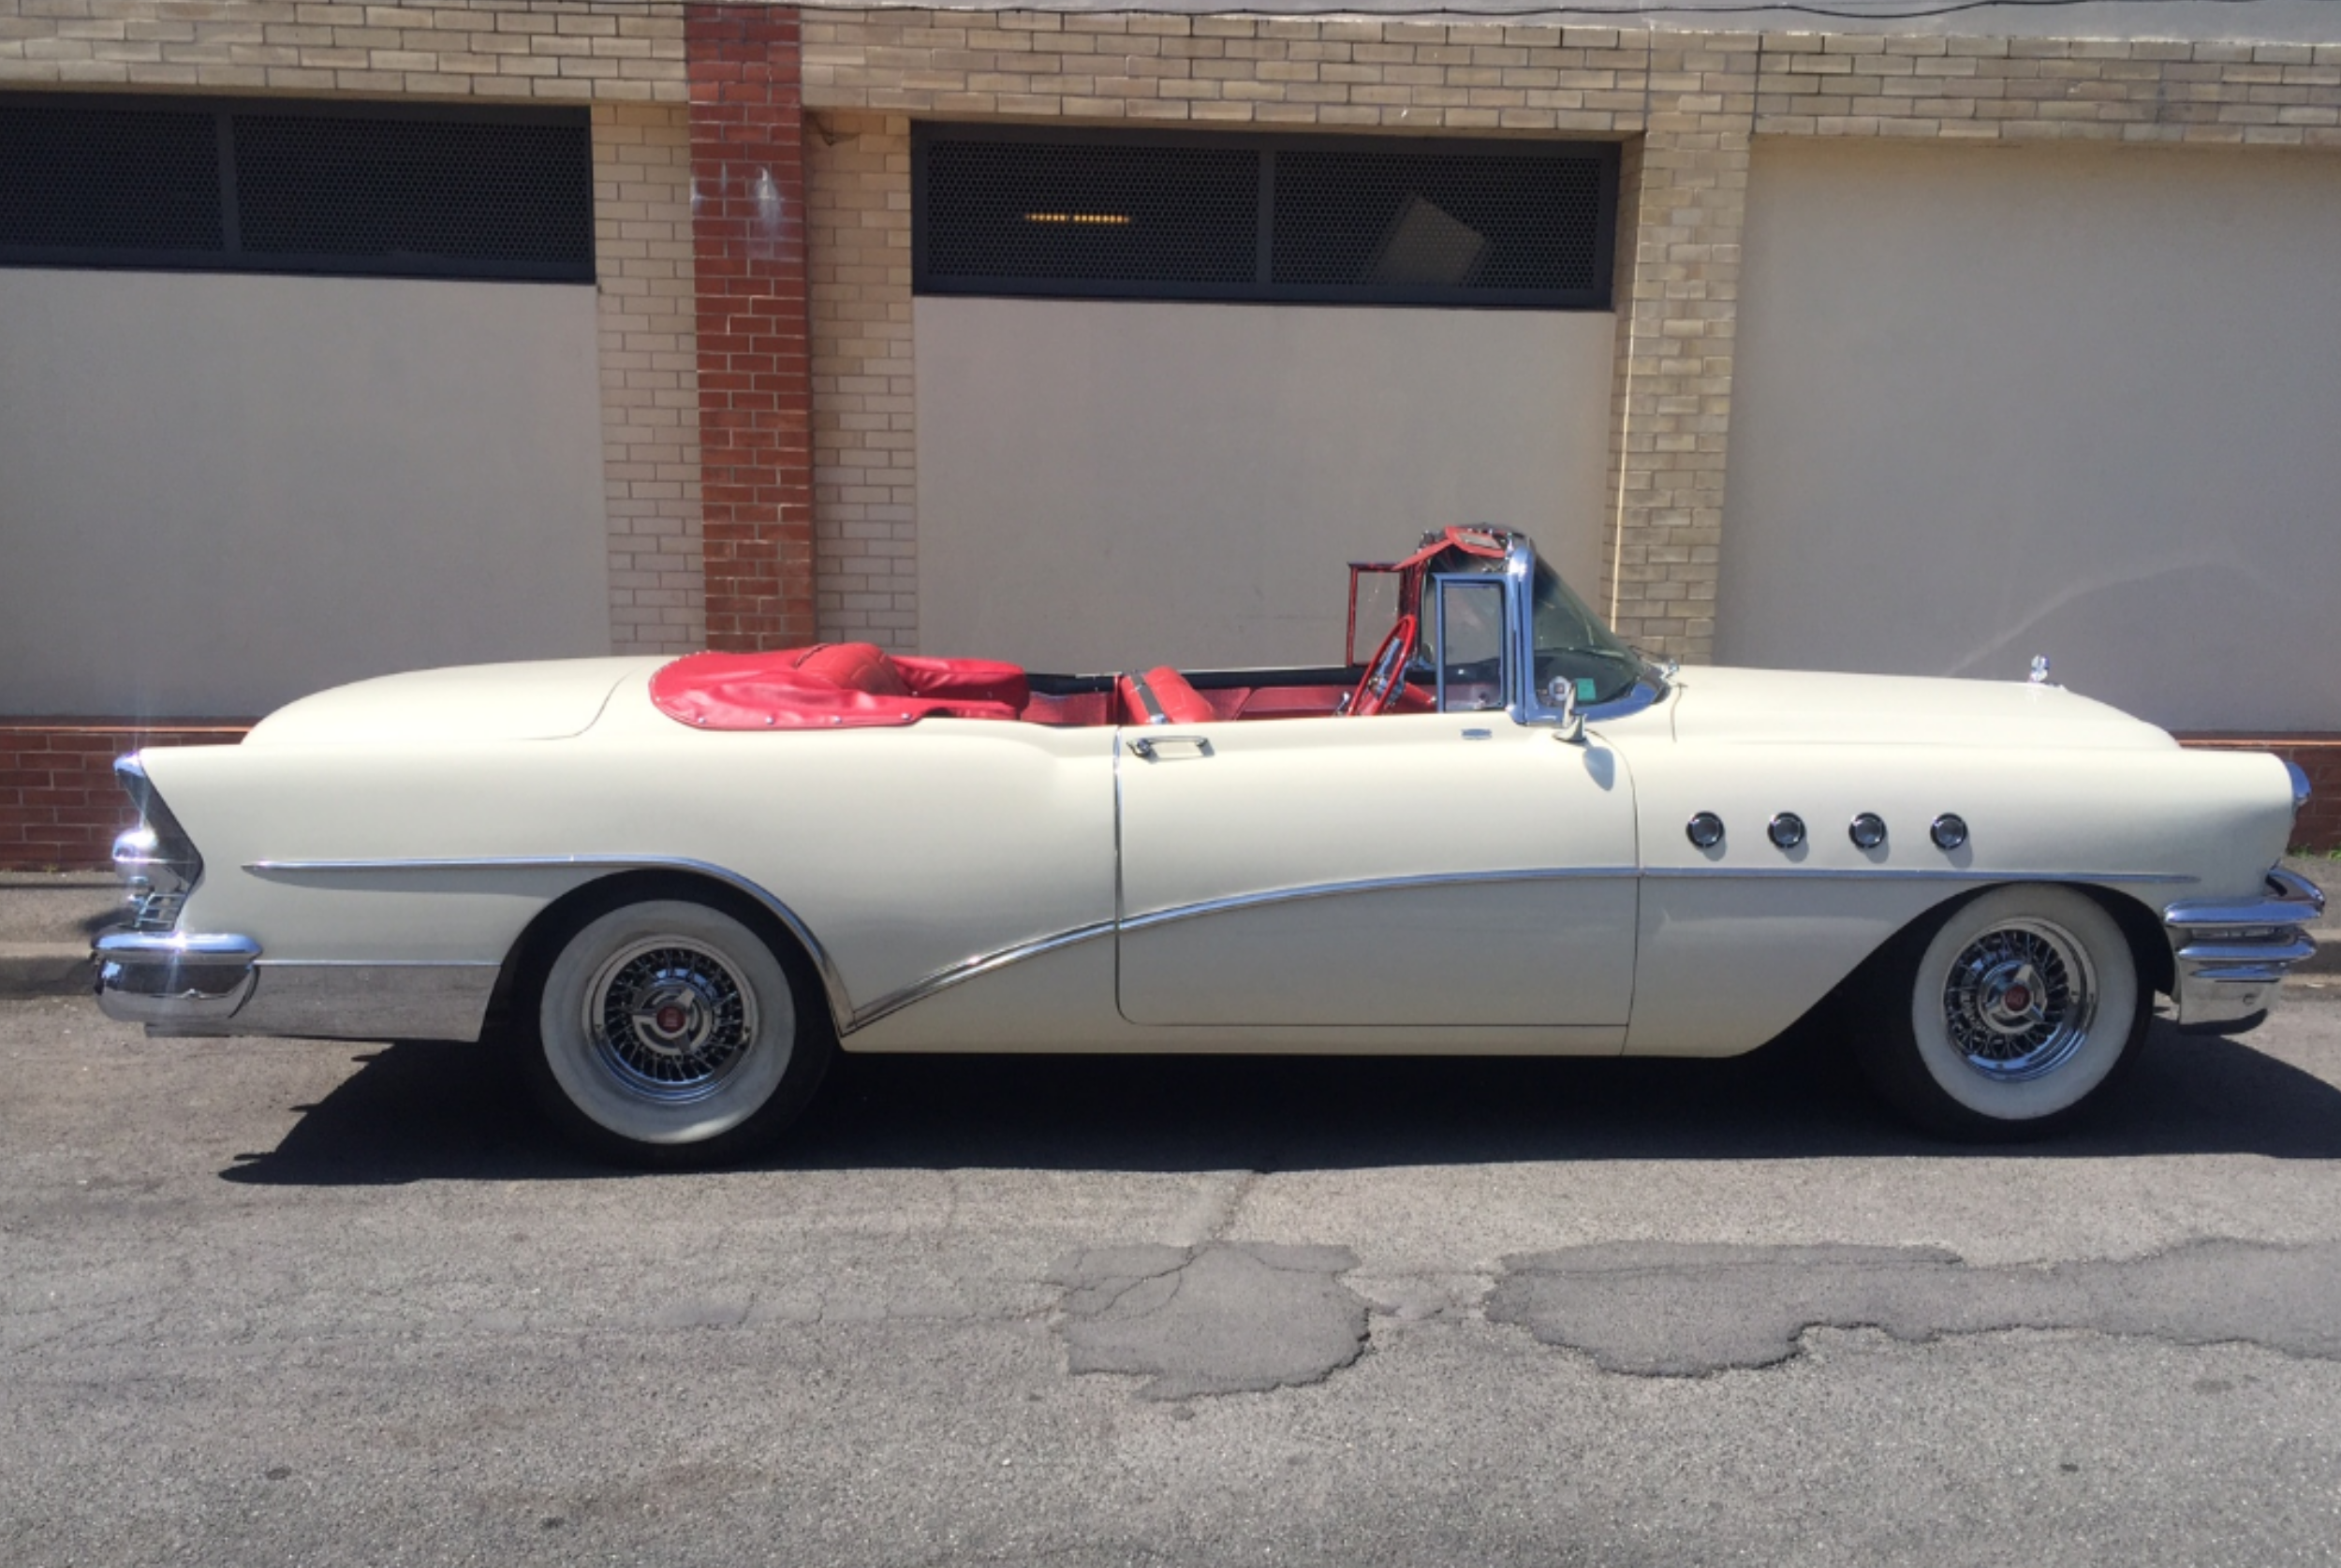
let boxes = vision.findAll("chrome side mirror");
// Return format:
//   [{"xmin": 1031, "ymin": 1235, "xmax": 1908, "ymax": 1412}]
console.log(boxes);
[{"xmin": 1543, "ymin": 676, "xmax": 1585, "ymax": 744}]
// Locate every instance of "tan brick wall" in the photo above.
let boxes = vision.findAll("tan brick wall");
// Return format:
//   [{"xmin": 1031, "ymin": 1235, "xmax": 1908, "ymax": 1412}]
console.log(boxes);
[
  {"xmin": 0, "ymin": 0, "xmax": 688, "ymax": 100},
  {"xmin": 805, "ymin": 109, "xmax": 918, "ymax": 647},
  {"xmin": 797, "ymin": 9, "xmax": 1755, "ymax": 654},
  {"xmin": 1755, "ymin": 33, "xmax": 2341, "ymax": 146},
  {"xmin": 7, "ymin": 2, "xmax": 2340, "ymax": 666},
  {"xmin": 594, "ymin": 101, "xmax": 706, "ymax": 652}
]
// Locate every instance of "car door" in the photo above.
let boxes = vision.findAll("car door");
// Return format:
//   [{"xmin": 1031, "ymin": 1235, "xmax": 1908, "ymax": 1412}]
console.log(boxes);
[{"xmin": 1114, "ymin": 701, "xmax": 1640, "ymax": 1029}]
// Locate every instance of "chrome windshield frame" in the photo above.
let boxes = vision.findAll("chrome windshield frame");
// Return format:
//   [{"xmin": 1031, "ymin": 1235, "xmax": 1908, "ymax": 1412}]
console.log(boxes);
[{"xmin": 1499, "ymin": 533, "xmax": 1666, "ymax": 727}]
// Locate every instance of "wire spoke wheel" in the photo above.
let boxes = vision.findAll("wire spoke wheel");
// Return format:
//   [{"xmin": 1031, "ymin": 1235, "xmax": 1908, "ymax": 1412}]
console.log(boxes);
[
  {"xmin": 527, "ymin": 894, "xmax": 832, "ymax": 1166},
  {"xmin": 1938, "ymin": 918, "xmax": 2098, "ymax": 1083},
  {"xmin": 1858, "ymin": 884, "xmax": 2145, "ymax": 1139},
  {"xmin": 586, "ymin": 938, "xmax": 760, "ymax": 1104}
]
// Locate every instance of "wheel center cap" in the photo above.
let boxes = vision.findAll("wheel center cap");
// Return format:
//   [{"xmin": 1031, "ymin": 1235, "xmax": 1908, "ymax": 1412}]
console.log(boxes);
[
  {"xmin": 1977, "ymin": 960, "xmax": 2049, "ymax": 1035},
  {"xmin": 630, "ymin": 983, "xmax": 710, "ymax": 1056}
]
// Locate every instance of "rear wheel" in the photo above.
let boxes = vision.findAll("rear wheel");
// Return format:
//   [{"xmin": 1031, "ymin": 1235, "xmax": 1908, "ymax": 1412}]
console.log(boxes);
[
  {"xmin": 523, "ymin": 897, "xmax": 832, "ymax": 1167},
  {"xmin": 1858, "ymin": 885, "xmax": 2148, "ymax": 1140}
]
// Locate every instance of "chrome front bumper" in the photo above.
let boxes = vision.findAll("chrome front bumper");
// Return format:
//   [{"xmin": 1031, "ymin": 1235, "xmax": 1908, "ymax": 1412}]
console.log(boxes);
[
  {"xmin": 2163, "ymin": 868, "xmax": 2324, "ymax": 1029},
  {"xmin": 94, "ymin": 931, "xmax": 497, "ymax": 1041}
]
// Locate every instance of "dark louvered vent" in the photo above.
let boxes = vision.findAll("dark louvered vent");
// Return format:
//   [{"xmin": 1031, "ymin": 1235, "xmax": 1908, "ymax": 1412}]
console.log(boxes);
[
  {"xmin": 0, "ymin": 95, "xmax": 593, "ymax": 282},
  {"xmin": 915, "ymin": 125, "xmax": 1615, "ymax": 308}
]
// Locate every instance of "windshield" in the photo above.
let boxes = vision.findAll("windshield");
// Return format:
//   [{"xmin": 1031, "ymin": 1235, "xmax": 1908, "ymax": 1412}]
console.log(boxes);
[
  {"xmin": 1528, "ymin": 559, "xmax": 1646, "ymax": 707},
  {"xmin": 1407, "ymin": 547, "xmax": 1649, "ymax": 708}
]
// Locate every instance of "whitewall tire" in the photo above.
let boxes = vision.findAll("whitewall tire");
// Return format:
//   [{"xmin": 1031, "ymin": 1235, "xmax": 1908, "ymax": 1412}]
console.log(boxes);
[
  {"xmin": 524, "ymin": 897, "xmax": 832, "ymax": 1166},
  {"xmin": 1860, "ymin": 885, "xmax": 2149, "ymax": 1139}
]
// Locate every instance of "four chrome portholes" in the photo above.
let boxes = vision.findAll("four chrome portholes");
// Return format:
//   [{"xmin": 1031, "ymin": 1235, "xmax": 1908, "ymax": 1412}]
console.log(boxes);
[{"xmin": 1686, "ymin": 810, "xmax": 1971, "ymax": 853}]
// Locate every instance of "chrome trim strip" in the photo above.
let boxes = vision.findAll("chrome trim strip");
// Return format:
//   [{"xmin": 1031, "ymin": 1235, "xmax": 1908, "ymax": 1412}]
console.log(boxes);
[
  {"xmin": 243, "ymin": 855, "xmax": 855, "ymax": 1036},
  {"xmin": 95, "ymin": 931, "xmax": 261, "ymax": 961},
  {"xmin": 1642, "ymin": 867, "xmax": 2195, "ymax": 886},
  {"xmin": 1120, "ymin": 866, "xmax": 1641, "ymax": 934},
  {"xmin": 849, "ymin": 921, "xmax": 1116, "ymax": 1033},
  {"xmin": 140, "ymin": 960, "xmax": 502, "ymax": 1042},
  {"xmin": 251, "ymin": 958, "xmax": 501, "ymax": 969}
]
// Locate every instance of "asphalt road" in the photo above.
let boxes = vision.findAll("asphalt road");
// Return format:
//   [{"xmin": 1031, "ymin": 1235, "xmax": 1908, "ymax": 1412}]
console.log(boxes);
[{"xmin": 7, "ymin": 989, "xmax": 2341, "ymax": 1567}]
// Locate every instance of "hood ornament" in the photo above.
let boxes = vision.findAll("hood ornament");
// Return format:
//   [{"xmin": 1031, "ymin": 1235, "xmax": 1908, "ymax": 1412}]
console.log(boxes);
[{"xmin": 2028, "ymin": 654, "xmax": 2052, "ymax": 686}]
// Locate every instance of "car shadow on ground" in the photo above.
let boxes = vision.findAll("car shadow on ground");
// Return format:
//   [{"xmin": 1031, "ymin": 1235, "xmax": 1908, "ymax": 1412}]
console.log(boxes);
[{"xmin": 219, "ymin": 1016, "xmax": 2341, "ymax": 1186}]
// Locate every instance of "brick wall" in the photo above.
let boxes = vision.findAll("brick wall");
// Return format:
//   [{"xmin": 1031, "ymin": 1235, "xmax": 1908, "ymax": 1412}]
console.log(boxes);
[
  {"xmin": 805, "ymin": 109, "xmax": 917, "ymax": 647},
  {"xmin": 0, "ymin": 723, "xmax": 253, "ymax": 871},
  {"xmin": 687, "ymin": 3, "xmax": 817, "ymax": 650},
  {"xmin": 0, "ymin": 0, "xmax": 688, "ymax": 101},
  {"xmin": 595, "ymin": 101, "xmax": 709, "ymax": 652}
]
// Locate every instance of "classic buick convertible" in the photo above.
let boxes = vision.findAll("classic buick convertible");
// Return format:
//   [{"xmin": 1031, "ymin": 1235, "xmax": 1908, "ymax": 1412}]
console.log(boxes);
[{"xmin": 96, "ymin": 528, "xmax": 2319, "ymax": 1164}]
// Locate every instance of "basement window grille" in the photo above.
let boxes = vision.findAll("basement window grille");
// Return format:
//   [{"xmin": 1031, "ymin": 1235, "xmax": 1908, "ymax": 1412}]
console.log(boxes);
[
  {"xmin": 914, "ymin": 125, "xmax": 1616, "ymax": 309},
  {"xmin": 0, "ymin": 95, "xmax": 594, "ymax": 282}
]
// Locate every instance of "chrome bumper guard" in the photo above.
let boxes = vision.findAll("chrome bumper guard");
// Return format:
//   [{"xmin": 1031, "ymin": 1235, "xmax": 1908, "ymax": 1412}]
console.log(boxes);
[
  {"xmin": 2163, "ymin": 868, "xmax": 2324, "ymax": 1028},
  {"xmin": 93, "ymin": 931, "xmax": 259, "ymax": 1026}
]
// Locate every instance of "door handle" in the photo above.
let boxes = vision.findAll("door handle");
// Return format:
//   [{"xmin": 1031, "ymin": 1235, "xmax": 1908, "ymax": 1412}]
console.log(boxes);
[{"xmin": 1128, "ymin": 735, "xmax": 1213, "ymax": 760}]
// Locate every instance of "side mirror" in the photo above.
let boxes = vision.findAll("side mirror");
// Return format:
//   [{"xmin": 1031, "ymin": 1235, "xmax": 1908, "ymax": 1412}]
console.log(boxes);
[{"xmin": 1543, "ymin": 676, "xmax": 1586, "ymax": 744}]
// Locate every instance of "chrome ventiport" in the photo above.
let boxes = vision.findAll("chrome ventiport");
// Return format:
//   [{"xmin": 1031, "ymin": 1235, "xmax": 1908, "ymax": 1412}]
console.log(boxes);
[
  {"xmin": 1848, "ymin": 813, "xmax": 1888, "ymax": 850},
  {"xmin": 1768, "ymin": 813, "xmax": 1806, "ymax": 850},
  {"xmin": 1686, "ymin": 812, "xmax": 1725, "ymax": 850},
  {"xmin": 1931, "ymin": 813, "xmax": 1969, "ymax": 851}
]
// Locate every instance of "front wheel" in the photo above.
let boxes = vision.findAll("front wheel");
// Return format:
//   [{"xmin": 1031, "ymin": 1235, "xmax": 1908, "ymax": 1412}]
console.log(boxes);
[
  {"xmin": 1858, "ymin": 885, "xmax": 2149, "ymax": 1140},
  {"xmin": 523, "ymin": 897, "xmax": 832, "ymax": 1167}
]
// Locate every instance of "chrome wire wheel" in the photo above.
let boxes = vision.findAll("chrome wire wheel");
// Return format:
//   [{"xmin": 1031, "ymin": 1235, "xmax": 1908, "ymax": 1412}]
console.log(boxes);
[
  {"xmin": 532, "ymin": 897, "xmax": 821, "ymax": 1162},
  {"xmin": 1871, "ymin": 884, "xmax": 2145, "ymax": 1137},
  {"xmin": 1938, "ymin": 918, "xmax": 2098, "ymax": 1083},
  {"xmin": 584, "ymin": 937, "xmax": 760, "ymax": 1105}
]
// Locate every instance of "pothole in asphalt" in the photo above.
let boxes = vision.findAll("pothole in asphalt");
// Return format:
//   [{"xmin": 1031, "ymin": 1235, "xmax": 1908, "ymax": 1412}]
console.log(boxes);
[
  {"xmin": 1485, "ymin": 1238, "xmax": 2341, "ymax": 1376},
  {"xmin": 1051, "ymin": 1242, "xmax": 1368, "ymax": 1399}
]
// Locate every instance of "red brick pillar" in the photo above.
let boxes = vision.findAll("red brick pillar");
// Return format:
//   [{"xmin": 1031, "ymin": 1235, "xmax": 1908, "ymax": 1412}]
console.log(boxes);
[{"xmin": 685, "ymin": 5, "xmax": 815, "ymax": 651}]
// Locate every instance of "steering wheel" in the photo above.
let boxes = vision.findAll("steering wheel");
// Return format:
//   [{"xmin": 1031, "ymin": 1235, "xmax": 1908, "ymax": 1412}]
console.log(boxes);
[{"xmin": 1346, "ymin": 613, "xmax": 1418, "ymax": 717}]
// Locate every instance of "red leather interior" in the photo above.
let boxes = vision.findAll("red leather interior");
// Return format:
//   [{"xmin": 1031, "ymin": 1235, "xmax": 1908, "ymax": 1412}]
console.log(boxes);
[
  {"xmin": 651, "ymin": 646, "xmax": 1022, "ymax": 731},
  {"xmin": 654, "ymin": 646, "xmax": 1430, "ymax": 733},
  {"xmin": 1142, "ymin": 667, "xmax": 1216, "ymax": 724},
  {"xmin": 892, "ymin": 654, "xmax": 1030, "ymax": 710},
  {"xmin": 794, "ymin": 642, "xmax": 908, "ymax": 697}
]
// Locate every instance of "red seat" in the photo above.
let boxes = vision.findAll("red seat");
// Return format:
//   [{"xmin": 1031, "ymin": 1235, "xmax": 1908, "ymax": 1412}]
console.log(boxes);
[{"xmin": 1118, "ymin": 666, "xmax": 1217, "ymax": 725}]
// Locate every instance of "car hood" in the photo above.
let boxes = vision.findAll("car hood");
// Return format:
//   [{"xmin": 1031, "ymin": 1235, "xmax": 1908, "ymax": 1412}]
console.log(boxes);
[
  {"xmin": 1665, "ymin": 665, "xmax": 2178, "ymax": 751},
  {"xmin": 242, "ymin": 657, "xmax": 665, "ymax": 746}
]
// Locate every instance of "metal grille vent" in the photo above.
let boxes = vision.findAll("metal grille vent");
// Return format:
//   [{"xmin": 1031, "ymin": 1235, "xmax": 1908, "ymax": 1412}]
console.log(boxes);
[
  {"xmin": 234, "ymin": 114, "xmax": 593, "ymax": 267},
  {"xmin": 922, "ymin": 139, "xmax": 1256, "ymax": 286},
  {"xmin": 0, "ymin": 105, "xmax": 221, "ymax": 254},
  {"xmin": 915, "ymin": 126, "xmax": 1615, "ymax": 309},
  {"xmin": 1271, "ymin": 150, "xmax": 1605, "ymax": 295},
  {"xmin": 0, "ymin": 95, "xmax": 593, "ymax": 282}
]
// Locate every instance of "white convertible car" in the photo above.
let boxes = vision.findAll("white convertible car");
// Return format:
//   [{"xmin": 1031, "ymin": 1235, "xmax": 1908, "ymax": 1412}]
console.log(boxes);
[{"xmin": 97, "ymin": 527, "xmax": 2320, "ymax": 1164}]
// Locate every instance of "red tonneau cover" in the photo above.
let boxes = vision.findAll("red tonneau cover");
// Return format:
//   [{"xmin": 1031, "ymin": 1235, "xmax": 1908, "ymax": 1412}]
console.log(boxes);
[{"xmin": 651, "ymin": 645, "xmax": 1032, "ymax": 730}]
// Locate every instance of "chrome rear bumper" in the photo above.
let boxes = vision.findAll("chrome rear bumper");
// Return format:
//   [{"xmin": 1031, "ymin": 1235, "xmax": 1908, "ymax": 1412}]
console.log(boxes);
[
  {"xmin": 93, "ymin": 931, "xmax": 260, "ymax": 1024},
  {"xmin": 94, "ymin": 930, "xmax": 496, "ymax": 1041},
  {"xmin": 2163, "ymin": 868, "xmax": 2324, "ymax": 1028}
]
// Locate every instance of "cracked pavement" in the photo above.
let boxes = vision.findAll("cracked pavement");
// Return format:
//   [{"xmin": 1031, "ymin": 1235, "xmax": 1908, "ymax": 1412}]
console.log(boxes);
[{"xmin": 7, "ymin": 990, "xmax": 2341, "ymax": 1564}]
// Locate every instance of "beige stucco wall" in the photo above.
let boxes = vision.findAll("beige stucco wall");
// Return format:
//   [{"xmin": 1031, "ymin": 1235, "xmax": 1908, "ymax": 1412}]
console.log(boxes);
[
  {"xmin": 0, "ymin": 269, "xmax": 611, "ymax": 717},
  {"xmin": 1717, "ymin": 139, "xmax": 2341, "ymax": 733},
  {"xmin": 914, "ymin": 298, "xmax": 1615, "ymax": 673}
]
